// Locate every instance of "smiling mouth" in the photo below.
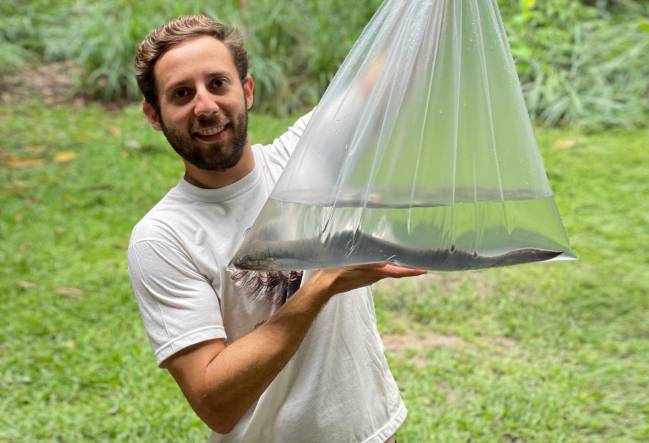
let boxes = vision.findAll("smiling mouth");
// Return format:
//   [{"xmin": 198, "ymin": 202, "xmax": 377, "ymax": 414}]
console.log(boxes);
[{"xmin": 193, "ymin": 123, "xmax": 230, "ymax": 142}]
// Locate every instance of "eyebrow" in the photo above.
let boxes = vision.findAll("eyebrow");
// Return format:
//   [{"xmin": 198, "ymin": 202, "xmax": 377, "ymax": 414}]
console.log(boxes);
[{"xmin": 164, "ymin": 71, "xmax": 233, "ymax": 93}]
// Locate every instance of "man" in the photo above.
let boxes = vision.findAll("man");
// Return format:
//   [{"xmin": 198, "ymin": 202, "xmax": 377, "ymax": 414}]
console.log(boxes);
[{"xmin": 128, "ymin": 15, "xmax": 425, "ymax": 443}]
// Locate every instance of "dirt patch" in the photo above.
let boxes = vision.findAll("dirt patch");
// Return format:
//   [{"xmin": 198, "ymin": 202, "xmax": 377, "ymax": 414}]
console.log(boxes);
[
  {"xmin": 382, "ymin": 329, "xmax": 464, "ymax": 368},
  {"xmin": 0, "ymin": 61, "xmax": 138, "ymax": 110},
  {"xmin": 382, "ymin": 328, "xmax": 519, "ymax": 367},
  {"xmin": 492, "ymin": 336, "xmax": 517, "ymax": 349},
  {"xmin": 0, "ymin": 61, "xmax": 82, "ymax": 105},
  {"xmin": 382, "ymin": 332, "xmax": 464, "ymax": 353},
  {"xmin": 376, "ymin": 271, "xmax": 494, "ymax": 298}
]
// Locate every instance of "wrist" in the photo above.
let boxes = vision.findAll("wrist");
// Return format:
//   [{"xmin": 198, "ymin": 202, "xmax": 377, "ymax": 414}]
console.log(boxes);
[{"xmin": 307, "ymin": 270, "xmax": 337, "ymax": 302}]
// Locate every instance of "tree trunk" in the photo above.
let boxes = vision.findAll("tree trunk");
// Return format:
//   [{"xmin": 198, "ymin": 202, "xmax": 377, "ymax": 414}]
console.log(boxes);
[{"xmin": 239, "ymin": 0, "xmax": 251, "ymax": 38}]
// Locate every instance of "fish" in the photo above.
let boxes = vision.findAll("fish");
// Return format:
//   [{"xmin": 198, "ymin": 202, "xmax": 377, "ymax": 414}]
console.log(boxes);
[{"xmin": 231, "ymin": 230, "xmax": 562, "ymax": 271}]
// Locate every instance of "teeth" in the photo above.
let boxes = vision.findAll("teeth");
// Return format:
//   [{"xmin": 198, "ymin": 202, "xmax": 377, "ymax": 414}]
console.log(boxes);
[{"xmin": 196, "ymin": 125, "xmax": 226, "ymax": 136}]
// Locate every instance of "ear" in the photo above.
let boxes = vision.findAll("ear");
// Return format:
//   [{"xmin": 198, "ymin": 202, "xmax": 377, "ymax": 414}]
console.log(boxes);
[
  {"xmin": 142, "ymin": 100, "xmax": 162, "ymax": 131},
  {"xmin": 242, "ymin": 75, "xmax": 254, "ymax": 111}
]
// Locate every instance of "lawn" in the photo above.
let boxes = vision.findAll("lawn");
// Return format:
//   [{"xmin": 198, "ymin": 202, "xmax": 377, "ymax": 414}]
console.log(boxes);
[{"xmin": 1, "ymin": 99, "xmax": 647, "ymax": 442}]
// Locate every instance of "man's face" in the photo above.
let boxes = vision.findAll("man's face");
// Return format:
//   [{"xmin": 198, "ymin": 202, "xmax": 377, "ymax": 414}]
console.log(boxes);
[{"xmin": 149, "ymin": 36, "xmax": 254, "ymax": 171}]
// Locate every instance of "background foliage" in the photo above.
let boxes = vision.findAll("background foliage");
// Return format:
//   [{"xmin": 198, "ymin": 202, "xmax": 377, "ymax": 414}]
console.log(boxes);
[{"xmin": 1, "ymin": 0, "xmax": 648, "ymax": 128}]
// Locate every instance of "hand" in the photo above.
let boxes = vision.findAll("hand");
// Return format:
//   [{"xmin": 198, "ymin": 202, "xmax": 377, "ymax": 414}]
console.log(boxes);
[{"xmin": 314, "ymin": 262, "xmax": 427, "ymax": 298}]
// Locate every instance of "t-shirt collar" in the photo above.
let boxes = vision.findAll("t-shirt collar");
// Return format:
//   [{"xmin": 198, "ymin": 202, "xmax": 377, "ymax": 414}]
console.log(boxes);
[{"xmin": 175, "ymin": 147, "xmax": 262, "ymax": 203}]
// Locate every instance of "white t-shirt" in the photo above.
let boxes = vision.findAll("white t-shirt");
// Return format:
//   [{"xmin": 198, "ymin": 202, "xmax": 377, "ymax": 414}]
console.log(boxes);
[{"xmin": 128, "ymin": 113, "xmax": 407, "ymax": 443}]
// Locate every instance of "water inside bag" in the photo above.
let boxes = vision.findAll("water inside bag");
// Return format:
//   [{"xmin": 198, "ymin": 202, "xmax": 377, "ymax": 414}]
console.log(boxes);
[
  {"xmin": 230, "ymin": 0, "xmax": 577, "ymax": 272},
  {"xmin": 232, "ymin": 195, "xmax": 574, "ymax": 271}
]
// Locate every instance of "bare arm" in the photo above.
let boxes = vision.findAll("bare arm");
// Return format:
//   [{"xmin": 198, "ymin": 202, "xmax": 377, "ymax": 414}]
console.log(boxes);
[{"xmin": 164, "ymin": 263, "xmax": 425, "ymax": 434}]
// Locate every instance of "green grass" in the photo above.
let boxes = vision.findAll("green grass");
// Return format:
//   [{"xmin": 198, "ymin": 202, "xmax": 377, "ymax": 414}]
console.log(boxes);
[
  {"xmin": 374, "ymin": 128, "xmax": 649, "ymax": 441},
  {"xmin": 1, "ymin": 101, "xmax": 647, "ymax": 441}
]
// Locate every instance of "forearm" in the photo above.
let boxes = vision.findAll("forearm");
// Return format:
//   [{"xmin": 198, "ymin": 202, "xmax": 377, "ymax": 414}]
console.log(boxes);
[
  {"xmin": 199, "ymin": 272, "xmax": 334, "ymax": 433},
  {"xmin": 169, "ymin": 264, "xmax": 424, "ymax": 434}
]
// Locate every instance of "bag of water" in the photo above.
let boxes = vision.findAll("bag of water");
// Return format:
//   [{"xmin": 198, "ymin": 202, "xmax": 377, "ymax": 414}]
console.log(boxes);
[{"xmin": 231, "ymin": 0, "xmax": 576, "ymax": 271}]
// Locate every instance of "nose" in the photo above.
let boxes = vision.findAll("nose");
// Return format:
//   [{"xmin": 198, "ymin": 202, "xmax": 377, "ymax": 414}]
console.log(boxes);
[{"xmin": 193, "ymin": 85, "xmax": 220, "ymax": 116}]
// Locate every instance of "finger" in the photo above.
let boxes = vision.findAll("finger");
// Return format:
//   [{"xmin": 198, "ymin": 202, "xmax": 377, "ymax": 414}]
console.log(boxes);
[
  {"xmin": 345, "ymin": 262, "xmax": 391, "ymax": 271},
  {"xmin": 379, "ymin": 264, "xmax": 427, "ymax": 277},
  {"xmin": 343, "ymin": 262, "xmax": 427, "ymax": 277}
]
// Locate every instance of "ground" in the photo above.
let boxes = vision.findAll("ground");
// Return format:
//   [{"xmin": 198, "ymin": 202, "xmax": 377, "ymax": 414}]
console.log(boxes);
[{"xmin": 1, "ymin": 64, "xmax": 647, "ymax": 441}]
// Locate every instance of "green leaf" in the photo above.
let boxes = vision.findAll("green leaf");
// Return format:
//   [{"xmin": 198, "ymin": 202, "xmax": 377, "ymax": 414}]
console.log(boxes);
[
  {"xmin": 640, "ymin": 21, "xmax": 649, "ymax": 34},
  {"xmin": 520, "ymin": 0, "xmax": 537, "ymax": 17}
]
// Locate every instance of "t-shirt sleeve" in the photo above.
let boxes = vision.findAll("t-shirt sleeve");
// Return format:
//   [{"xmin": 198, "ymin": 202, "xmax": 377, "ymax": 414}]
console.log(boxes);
[
  {"xmin": 261, "ymin": 109, "xmax": 314, "ymax": 170},
  {"xmin": 128, "ymin": 239, "xmax": 227, "ymax": 367}
]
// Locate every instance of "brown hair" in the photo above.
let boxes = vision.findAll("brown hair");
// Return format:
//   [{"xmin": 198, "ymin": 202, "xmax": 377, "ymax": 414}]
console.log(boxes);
[{"xmin": 134, "ymin": 15, "xmax": 248, "ymax": 111}]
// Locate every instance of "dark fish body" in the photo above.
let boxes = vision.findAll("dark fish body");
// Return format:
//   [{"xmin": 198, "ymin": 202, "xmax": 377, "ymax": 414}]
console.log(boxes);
[{"xmin": 232, "ymin": 230, "xmax": 562, "ymax": 271}]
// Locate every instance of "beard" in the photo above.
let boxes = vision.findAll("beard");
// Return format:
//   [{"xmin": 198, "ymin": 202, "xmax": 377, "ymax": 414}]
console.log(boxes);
[{"xmin": 160, "ymin": 104, "xmax": 248, "ymax": 172}]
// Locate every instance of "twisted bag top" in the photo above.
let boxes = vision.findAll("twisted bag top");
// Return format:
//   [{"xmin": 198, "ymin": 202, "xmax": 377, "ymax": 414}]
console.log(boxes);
[{"xmin": 232, "ymin": 0, "xmax": 575, "ymax": 271}]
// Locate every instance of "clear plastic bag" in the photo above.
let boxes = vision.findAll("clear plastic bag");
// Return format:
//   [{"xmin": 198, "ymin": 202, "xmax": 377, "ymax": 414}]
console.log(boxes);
[{"xmin": 231, "ymin": 0, "xmax": 576, "ymax": 271}]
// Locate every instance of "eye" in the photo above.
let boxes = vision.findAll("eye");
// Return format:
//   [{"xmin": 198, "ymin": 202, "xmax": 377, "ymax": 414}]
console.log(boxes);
[
  {"xmin": 172, "ymin": 87, "xmax": 191, "ymax": 101},
  {"xmin": 209, "ymin": 77, "xmax": 226, "ymax": 91}
]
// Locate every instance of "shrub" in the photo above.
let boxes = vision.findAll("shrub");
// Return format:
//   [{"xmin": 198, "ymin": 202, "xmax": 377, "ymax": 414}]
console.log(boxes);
[
  {"xmin": 0, "ymin": 1, "xmax": 44, "ymax": 73},
  {"xmin": 41, "ymin": 0, "xmax": 381, "ymax": 113},
  {"xmin": 2, "ymin": 0, "xmax": 648, "ymax": 129},
  {"xmin": 242, "ymin": 0, "xmax": 382, "ymax": 114},
  {"xmin": 504, "ymin": 0, "xmax": 649, "ymax": 129},
  {"xmin": 0, "ymin": 0, "xmax": 92, "ymax": 73}
]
